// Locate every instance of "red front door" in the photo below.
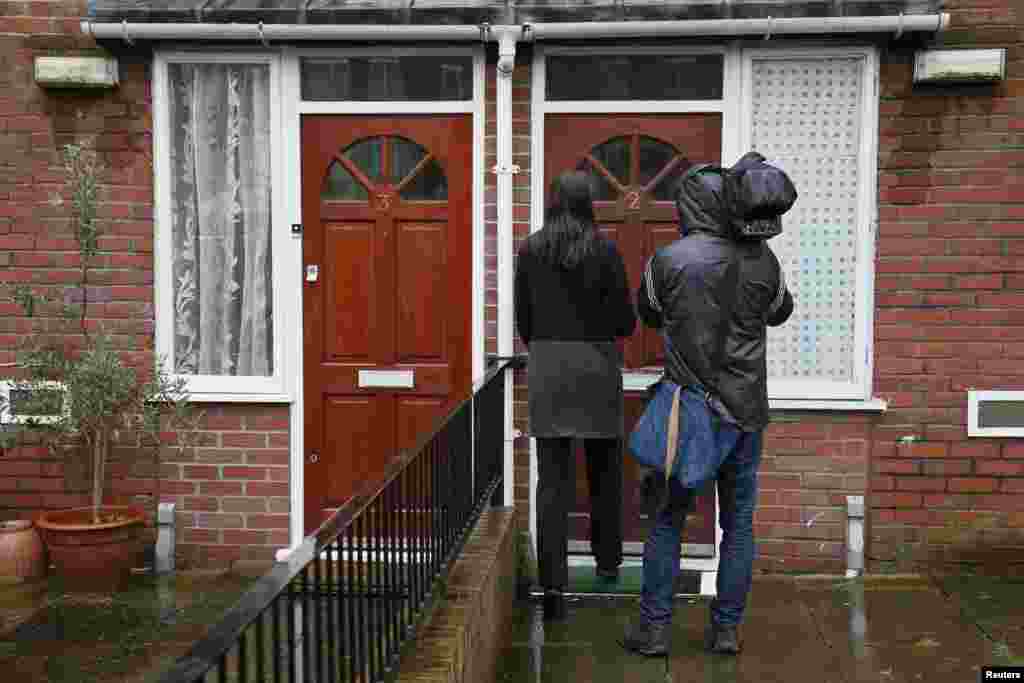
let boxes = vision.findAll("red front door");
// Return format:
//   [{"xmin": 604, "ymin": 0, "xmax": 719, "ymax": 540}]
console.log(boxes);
[
  {"xmin": 302, "ymin": 116, "xmax": 473, "ymax": 532},
  {"xmin": 545, "ymin": 114, "xmax": 723, "ymax": 557}
]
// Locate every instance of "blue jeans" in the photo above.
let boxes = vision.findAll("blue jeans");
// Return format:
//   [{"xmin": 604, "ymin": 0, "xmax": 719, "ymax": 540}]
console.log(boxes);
[{"xmin": 640, "ymin": 424, "xmax": 763, "ymax": 627}]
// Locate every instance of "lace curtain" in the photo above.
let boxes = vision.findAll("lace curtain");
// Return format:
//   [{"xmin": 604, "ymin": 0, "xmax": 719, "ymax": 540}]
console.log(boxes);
[{"xmin": 167, "ymin": 63, "xmax": 273, "ymax": 376}]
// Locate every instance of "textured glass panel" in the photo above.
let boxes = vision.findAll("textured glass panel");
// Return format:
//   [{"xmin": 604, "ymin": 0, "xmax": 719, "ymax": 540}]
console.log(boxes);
[
  {"xmin": 638, "ymin": 136, "xmax": 676, "ymax": 188},
  {"xmin": 301, "ymin": 56, "xmax": 472, "ymax": 101},
  {"xmin": 547, "ymin": 54, "xmax": 723, "ymax": 101},
  {"xmin": 978, "ymin": 400, "xmax": 1024, "ymax": 429},
  {"xmin": 345, "ymin": 137, "xmax": 384, "ymax": 183},
  {"xmin": 651, "ymin": 162, "xmax": 687, "ymax": 202},
  {"xmin": 399, "ymin": 157, "xmax": 448, "ymax": 200},
  {"xmin": 323, "ymin": 160, "xmax": 368, "ymax": 200},
  {"xmin": 167, "ymin": 63, "xmax": 273, "ymax": 377},
  {"xmin": 575, "ymin": 158, "xmax": 617, "ymax": 201},
  {"xmin": 391, "ymin": 137, "xmax": 427, "ymax": 185},
  {"xmin": 591, "ymin": 137, "xmax": 630, "ymax": 187},
  {"xmin": 754, "ymin": 58, "xmax": 864, "ymax": 383}
]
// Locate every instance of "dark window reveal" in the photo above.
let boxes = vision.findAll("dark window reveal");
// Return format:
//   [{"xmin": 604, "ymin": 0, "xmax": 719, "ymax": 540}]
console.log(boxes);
[
  {"xmin": 978, "ymin": 400, "xmax": 1024, "ymax": 430},
  {"xmin": 546, "ymin": 54, "xmax": 724, "ymax": 101}
]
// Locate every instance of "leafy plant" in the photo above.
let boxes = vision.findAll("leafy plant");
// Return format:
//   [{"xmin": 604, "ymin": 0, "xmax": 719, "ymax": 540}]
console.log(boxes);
[{"xmin": 1, "ymin": 142, "xmax": 201, "ymax": 525}]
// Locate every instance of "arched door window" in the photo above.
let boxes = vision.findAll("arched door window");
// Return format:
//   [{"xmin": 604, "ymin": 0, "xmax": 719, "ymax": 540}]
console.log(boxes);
[
  {"xmin": 573, "ymin": 134, "xmax": 691, "ymax": 368},
  {"xmin": 322, "ymin": 135, "xmax": 448, "ymax": 204}
]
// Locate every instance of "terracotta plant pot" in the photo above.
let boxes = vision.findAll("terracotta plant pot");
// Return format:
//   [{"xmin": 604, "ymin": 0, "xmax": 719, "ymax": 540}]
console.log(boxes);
[
  {"xmin": 0, "ymin": 520, "xmax": 47, "ymax": 582},
  {"xmin": 35, "ymin": 506, "xmax": 146, "ymax": 584}
]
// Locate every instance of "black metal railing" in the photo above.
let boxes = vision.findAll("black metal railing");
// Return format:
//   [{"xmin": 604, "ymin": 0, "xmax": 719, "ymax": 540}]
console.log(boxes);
[{"xmin": 158, "ymin": 358, "xmax": 516, "ymax": 683}]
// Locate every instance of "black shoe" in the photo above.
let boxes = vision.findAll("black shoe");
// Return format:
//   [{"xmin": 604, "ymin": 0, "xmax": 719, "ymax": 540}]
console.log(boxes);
[
  {"xmin": 705, "ymin": 622, "xmax": 741, "ymax": 655},
  {"xmin": 542, "ymin": 590, "xmax": 566, "ymax": 621},
  {"xmin": 595, "ymin": 566, "xmax": 620, "ymax": 583},
  {"xmin": 620, "ymin": 617, "xmax": 669, "ymax": 657}
]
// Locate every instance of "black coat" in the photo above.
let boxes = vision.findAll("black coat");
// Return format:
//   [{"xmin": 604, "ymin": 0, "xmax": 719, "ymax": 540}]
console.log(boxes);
[
  {"xmin": 515, "ymin": 233, "xmax": 636, "ymax": 437},
  {"xmin": 637, "ymin": 168, "xmax": 793, "ymax": 431}
]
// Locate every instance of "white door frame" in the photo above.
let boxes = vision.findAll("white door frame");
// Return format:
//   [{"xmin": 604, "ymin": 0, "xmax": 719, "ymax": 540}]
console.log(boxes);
[
  {"xmin": 529, "ymin": 43, "xmax": 743, "ymax": 592},
  {"xmin": 280, "ymin": 45, "xmax": 488, "ymax": 554}
]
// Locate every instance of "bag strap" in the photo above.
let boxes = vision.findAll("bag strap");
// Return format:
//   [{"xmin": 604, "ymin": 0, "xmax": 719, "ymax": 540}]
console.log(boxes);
[{"xmin": 663, "ymin": 385, "xmax": 681, "ymax": 485}]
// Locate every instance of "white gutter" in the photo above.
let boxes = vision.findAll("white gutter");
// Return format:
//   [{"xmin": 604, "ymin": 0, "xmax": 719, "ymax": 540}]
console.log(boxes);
[
  {"xmin": 492, "ymin": 26, "xmax": 520, "ymax": 507},
  {"xmin": 83, "ymin": 13, "xmax": 949, "ymax": 43},
  {"xmin": 527, "ymin": 13, "xmax": 950, "ymax": 40}
]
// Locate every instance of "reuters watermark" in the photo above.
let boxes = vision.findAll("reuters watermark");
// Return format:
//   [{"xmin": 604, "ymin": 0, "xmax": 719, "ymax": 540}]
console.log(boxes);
[{"xmin": 983, "ymin": 667, "xmax": 1024, "ymax": 681}]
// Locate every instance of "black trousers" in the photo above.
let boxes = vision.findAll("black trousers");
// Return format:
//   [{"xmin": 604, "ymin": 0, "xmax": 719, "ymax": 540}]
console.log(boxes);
[{"xmin": 536, "ymin": 437, "xmax": 623, "ymax": 592}]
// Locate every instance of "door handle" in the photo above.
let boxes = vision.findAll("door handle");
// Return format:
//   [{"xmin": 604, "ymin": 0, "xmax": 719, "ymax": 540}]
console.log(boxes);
[{"xmin": 308, "ymin": 450, "xmax": 319, "ymax": 464}]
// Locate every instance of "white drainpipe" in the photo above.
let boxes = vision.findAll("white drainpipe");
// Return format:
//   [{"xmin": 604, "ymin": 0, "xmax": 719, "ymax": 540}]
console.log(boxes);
[
  {"xmin": 84, "ymin": 13, "xmax": 948, "ymax": 43},
  {"xmin": 492, "ymin": 25, "xmax": 521, "ymax": 506}
]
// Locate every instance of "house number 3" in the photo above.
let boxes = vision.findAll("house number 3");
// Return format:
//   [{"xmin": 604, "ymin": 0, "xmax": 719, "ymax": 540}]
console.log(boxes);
[{"xmin": 377, "ymin": 193, "xmax": 392, "ymax": 210}]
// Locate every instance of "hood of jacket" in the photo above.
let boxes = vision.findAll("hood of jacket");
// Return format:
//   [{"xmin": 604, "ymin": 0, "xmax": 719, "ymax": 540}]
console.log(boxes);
[{"xmin": 675, "ymin": 165, "xmax": 732, "ymax": 239}]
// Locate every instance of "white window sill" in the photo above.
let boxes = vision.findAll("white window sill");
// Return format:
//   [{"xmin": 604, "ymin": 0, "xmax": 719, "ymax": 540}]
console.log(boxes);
[
  {"xmin": 621, "ymin": 373, "xmax": 888, "ymax": 412},
  {"xmin": 185, "ymin": 392, "xmax": 293, "ymax": 404},
  {"xmin": 768, "ymin": 398, "xmax": 887, "ymax": 412}
]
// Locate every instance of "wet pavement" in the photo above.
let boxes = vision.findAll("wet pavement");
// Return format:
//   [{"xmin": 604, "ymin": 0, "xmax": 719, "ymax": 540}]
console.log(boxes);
[
  {"xmin": 497, "ymin": 575, "xmax": 1024, "ymax": 683},
  {"xmin": 1, "ymin": 570, "xmax": 1021, "ymax": 682},
  {"xmin": 0, "ymin": 570, "xmax": 256, "ymax": 683}
]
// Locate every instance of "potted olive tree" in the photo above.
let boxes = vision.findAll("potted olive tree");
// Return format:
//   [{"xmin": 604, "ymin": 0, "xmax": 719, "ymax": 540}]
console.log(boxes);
[{"xmin": 0, "ymin": 142, "xmax": 200, "ymax": 584}]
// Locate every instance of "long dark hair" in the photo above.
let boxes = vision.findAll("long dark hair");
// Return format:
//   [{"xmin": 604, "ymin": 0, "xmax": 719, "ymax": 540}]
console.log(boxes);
[{"xmin": 534, "ymin": 171, "xmax": 600, "ymax": 270}]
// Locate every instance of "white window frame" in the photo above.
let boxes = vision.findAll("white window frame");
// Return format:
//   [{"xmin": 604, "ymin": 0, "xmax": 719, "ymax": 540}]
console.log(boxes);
[
  {"xmin": 0, "ymin": 380, "xmax": 67, "ymax": 425},
  {"xmin": 740, "ymin": 46, "xmax": 882, "ymax": 406},
  {"xmin": 968, "ymin": 390, "xmax": 1024, "ymax": 438},
  {"xmin": 153, "ymin": 51, "xmax": 291, "ymax": 402},
  {"xmin": 280, "ymin": 44, "xmax": 487, "ymax": 552}
]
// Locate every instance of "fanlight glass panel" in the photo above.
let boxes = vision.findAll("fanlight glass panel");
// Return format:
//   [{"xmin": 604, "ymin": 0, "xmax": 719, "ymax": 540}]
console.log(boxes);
[
  {"xmin": 575, "ymin": 135, "xmax": 685, "ymax": 202},
  {"xmin": 302, "ymin": 56, "xmax": 472, "ymax": 101},
  {"xmin": 323, "ymin": 161, "xmax": 367, "ymax": 200},
  {"xmin": 322, "ymin": 135, "xmax": 447, "ymax": 201}
]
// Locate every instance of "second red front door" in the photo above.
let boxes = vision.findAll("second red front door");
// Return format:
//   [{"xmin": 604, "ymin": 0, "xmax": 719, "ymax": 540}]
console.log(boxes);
[{"xmin": 545, "ymin": 113, "xmax": 724, "ymax": 557}]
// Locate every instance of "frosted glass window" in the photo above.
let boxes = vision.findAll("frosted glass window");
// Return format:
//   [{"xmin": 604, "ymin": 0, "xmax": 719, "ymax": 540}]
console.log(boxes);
[{"xmin": 750, "ymin": 58, "xmax": 865, "ymax": 385}]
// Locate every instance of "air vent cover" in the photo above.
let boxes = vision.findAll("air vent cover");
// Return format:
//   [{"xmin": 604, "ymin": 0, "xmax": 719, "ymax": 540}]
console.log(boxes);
[{"xmin": 968, "ymin": 390, "xmax": 1024, "ymax": 437}]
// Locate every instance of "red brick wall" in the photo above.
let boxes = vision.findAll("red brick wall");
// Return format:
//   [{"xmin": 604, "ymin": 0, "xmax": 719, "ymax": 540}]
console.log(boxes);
[
  {"xmin": 3, "ymin": 0, "xmax": 1022, "ymax": 575},
  {"xmin": 0, "ymin": 0, "xmax": 288, "ymax": 568},
  {"xmin": 483, "ymin": 50, "xmax": 534, "ymax": 544},
  {"xmin": 869, "ymin": 0, "xmax": 1024, "ymax": 572}
]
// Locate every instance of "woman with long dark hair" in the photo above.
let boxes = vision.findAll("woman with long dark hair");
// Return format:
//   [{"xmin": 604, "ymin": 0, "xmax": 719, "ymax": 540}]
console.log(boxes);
[{"xmin": 515, "ymin": 170, "xmax": 637, "ymax": 620}]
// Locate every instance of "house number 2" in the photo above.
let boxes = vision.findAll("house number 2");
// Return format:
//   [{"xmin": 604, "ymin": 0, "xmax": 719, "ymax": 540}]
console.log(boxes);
[{"xmin": 624, "ymin": 191, "xmax": 641, "ymax": 210}]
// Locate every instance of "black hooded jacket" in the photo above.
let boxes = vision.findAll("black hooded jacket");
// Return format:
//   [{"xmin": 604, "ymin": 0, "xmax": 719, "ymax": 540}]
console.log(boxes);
[{"xmin": 637, "ymin": 166, "xmax": 794, "ymax": 431}]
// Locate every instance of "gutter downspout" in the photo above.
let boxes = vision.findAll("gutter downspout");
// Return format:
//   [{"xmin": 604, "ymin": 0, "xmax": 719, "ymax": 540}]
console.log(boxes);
[
  {"xmin": 83, "ymin": 13, "xmax": 949, "ymax": 43},
  {"xmin": 492, "ymin": 25, "xmax": 523, "ymax": 507}
]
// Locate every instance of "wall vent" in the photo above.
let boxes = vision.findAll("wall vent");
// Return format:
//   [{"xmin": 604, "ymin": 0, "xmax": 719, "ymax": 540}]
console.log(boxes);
[
  {"xmin": 968, "ymin": 390, "xmax": 1024, "ymax": 438},
  {"xmin": 0, "ymin": 381, "xmax": 66, "ymax": 426}
]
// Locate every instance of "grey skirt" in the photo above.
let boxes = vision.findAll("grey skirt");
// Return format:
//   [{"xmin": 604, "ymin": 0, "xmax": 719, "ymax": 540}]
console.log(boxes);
[{"xmin": 527, "ymin": 340, "xmax": 624, "ymax": 439}]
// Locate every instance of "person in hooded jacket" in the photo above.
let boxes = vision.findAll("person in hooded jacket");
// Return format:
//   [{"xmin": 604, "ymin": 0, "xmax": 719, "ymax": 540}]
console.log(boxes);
[
  {"xmin": 515, "ymin": 170, "xmax": 637, "ymax": 621},
  {"xmin": 621, "ymin": 160, "xmax": 794, "ymax": 657}
]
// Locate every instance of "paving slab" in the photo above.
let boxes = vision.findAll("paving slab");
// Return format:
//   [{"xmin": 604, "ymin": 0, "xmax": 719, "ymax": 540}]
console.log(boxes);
[
  {"xmin": 668, "ymin": 584, "xmax": 846, "ymax": 683},
  {"xmin": 936, "ymin": 574, "xmax": 1024, "ymax": 665},
  {"xmin": 799, "ymin": 578, "xmax": 999, "ymax": 682},
  {"xmin": 497, "ymin": 596, "xmax": 668, "ymax": 683}
]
